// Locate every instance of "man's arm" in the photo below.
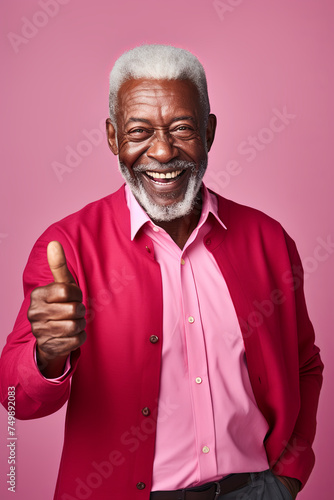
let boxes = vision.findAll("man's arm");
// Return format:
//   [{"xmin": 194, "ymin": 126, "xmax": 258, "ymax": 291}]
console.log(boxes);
[
  {"xmin": 0, "ymin": 239, "xmax": 85, "ymax": 419},
  {"xmin": 271, "ymin": 233, "xmax": 324, "ymax": 490},
  {"xmin": 28, "ymin": 241, "xmax": 86, "ymax": 378}
]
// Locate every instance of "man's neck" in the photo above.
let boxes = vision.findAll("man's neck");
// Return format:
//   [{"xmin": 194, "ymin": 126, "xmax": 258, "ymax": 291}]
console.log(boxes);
[{"xmin": 151, "ymin": 194, "xmax": 203, "ymax": 250}]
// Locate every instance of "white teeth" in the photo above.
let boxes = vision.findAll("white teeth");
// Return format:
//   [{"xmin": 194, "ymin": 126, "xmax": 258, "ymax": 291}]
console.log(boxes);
[{"xmin": 146, "ymin": 170, "xmax": 182, "ymax": 180}]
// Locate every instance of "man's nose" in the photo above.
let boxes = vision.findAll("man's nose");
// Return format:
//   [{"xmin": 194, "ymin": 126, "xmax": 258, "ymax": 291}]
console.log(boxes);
[{"xmin": 147, "ymin": 132, "xmax": 178, "ymax": 163}]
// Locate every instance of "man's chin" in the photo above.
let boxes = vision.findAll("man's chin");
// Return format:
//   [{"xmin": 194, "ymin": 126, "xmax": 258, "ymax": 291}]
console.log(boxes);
[
  {"xmin": 130, "ymin": 178, "xmax": 201, "ymax": 223},
  {"xmin": 118, "ymin": 160, "xmax": 206, "ymax": 222}
]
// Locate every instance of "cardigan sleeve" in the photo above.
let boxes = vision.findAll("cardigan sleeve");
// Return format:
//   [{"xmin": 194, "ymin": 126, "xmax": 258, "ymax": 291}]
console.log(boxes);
[
  {"xmin": 271, "ymin": 233, "xmax": 324, "ymax": 488},
  {"xmin": 0, "ymin": 234, "xmax": 81, "ymax": 420}
]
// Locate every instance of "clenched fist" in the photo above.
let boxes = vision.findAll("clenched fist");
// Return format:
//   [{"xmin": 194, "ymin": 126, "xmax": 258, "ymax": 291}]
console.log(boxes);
[{"xmin": 28, "ymin": 241, "xmax": 86, "ymax": 378}]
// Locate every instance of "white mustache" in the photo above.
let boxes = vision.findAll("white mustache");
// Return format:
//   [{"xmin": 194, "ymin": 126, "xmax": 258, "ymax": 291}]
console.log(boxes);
[{"xmin": 133, "ymin": 161, "xmax": 196, "ymax": 172}]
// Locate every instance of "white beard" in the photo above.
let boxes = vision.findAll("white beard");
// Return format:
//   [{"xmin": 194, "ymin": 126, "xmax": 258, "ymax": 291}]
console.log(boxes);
[{"xmin": 118, "ymin": 159, "xmax": 207, "ymax": 222}]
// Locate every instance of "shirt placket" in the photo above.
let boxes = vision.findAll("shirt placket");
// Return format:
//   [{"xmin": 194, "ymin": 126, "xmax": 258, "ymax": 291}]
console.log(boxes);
[{"xmin": 180, "ymin": 249, "xmax": 218, "ymax": 481}]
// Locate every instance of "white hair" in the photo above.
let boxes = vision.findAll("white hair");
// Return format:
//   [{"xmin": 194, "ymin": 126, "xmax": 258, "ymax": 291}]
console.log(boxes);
[
  {"xmin": 109, "ymin": 44, "xmax": 210, "ymax": 126},
  {"xmin": 118, "ymin": 159, "xmax": 207, "ymax": 222}
]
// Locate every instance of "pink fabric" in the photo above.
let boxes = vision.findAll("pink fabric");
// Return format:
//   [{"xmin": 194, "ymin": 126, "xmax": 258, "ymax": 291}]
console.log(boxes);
[
  {"xmin": 0, "ymin": 185, "xmax": 323, "ymax": 499},
  {"xmin": 126, "ymin": 185, "xmax": 269, "ymax": 489}
]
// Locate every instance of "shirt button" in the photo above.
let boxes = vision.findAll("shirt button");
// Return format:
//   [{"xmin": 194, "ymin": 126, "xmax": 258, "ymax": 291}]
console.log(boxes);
[
  {"xmin": 181, "ymin": 258, "xmax": 185, "ymax": 265},
  {"xmin": 142, "ymin": 407, "xmax": 150, "ymax": 416},
  {"xmin": 145, "ymin": 246, "xmax": 151, "ymax": 253},
  {"xmin": 202, "ymin": 446, "xmax": 210, "ymax": 454},
  {"xmin": 188, "ymin": 316, "xmax": 195, "ymax": 324},
  {"xmin": 195, "ymin": 377, "xmax": 202, "ymax": 384},
  {"xmin": 206, "ymin": 238, "xmax": 211, "ymax": 246},
  {"xmin": 136, "ymin": 482, "xmax": 146, "ymax": 490},
  {"xmin": 149, "ymin": 335, "xmax": 159, "ymax": 344},
  {"xmin": 153, "ymin": 227, "xmax": 159, "ymax": 232}
]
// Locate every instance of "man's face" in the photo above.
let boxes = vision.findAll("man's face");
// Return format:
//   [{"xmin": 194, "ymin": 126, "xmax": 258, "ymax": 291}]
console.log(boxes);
[{"xmin": 107, "ymin": 78, "xmax": 216, "ymax": 221}]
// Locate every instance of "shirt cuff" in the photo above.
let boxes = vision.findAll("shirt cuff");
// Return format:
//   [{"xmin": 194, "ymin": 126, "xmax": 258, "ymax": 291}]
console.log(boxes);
[{"xmin": 34, "ymin": 346, "xmax": 71, "ymax": 382}]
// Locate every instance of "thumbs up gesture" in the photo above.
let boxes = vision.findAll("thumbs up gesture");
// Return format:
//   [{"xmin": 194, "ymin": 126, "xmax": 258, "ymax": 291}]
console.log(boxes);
[{"xmin": 28, "ymin": 241, "xmax": 86, "ymax": 378}]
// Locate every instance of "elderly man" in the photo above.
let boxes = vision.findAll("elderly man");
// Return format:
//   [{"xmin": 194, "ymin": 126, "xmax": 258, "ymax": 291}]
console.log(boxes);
[{"xmin": 0, "ymin": 45, "xmax": 323, "ymax": 500}]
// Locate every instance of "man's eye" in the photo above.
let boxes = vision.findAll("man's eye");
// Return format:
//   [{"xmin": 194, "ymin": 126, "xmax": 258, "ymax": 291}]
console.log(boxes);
[
  {"xmin": 127, "ymin": 128, "xmax": 151, "ymax": 140},
  {"xmin": 172, "ymin": 125, "xmax": 194, "ymax": 137},
  {"xmin": 131, "ymin": 128, "xmax": 145, "ymax": 133}
]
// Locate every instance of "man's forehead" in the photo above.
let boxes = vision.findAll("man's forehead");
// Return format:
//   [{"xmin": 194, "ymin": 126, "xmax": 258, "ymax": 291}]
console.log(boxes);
[
  {"xmin": 116, "ymin": 78, "xmax": 201, "ymax": 118},
  {"xmin": 119, "ymin": 77, "xmax": 198, "ymax": 93}
]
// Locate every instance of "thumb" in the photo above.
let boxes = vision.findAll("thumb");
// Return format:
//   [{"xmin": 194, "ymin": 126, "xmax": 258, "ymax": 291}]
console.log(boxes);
[{"xmin": 47, "ymin": 241, "xmax": 76, "ymax": 284}]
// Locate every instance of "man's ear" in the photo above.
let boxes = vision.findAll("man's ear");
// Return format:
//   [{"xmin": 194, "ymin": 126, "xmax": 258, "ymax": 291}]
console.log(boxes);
[
  {"xmin": 206, "ymin": 114, "xmax": 217, "ymax": 152},
  {"xmin": 106, "ymin": 118, "xmax": 119, "ymax": 155}
]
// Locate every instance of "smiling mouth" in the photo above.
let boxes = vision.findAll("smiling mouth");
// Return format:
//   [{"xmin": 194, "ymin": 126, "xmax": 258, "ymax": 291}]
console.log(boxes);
[{"xmin": 144, "ymin": 169, "xmax": 186, "ymax": 183}]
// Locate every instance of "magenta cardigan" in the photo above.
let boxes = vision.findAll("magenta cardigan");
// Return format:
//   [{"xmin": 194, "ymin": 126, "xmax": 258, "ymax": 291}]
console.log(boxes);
[{"xmin": 0, "ymin": 185, "xmax": 323, "ymax": 499}]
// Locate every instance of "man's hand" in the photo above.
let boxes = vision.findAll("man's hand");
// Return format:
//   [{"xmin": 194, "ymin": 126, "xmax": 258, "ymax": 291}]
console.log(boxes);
[
  {"xmin": 27, "ymin": 241, "xmax": 86, "ymax": 378},
  {"xmin": 275, "ymin": 475, "xmax": 301, "ymax": 499}
]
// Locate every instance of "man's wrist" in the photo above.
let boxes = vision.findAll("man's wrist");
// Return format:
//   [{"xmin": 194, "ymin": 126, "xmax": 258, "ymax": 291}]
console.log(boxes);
[{"xmin": 36, "ymin": 347, "xmax": 68, "ymax": 379}]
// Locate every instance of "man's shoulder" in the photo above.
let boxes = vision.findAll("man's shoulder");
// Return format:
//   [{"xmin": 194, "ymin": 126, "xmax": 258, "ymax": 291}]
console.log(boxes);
[
  {"xmin": 43, "ymin": 185, "xmax": 127, "ymax": 236},
  {"xmin": 25, "ymin": 185, "xmax": 128, "ymax": 277},
  {"xmin": 212, "ymin": 190, "xmax": 284, "ymax": 232},
  {"xmin": 211, "ymin": 190, "xmax": 297, "ymax": 264}
]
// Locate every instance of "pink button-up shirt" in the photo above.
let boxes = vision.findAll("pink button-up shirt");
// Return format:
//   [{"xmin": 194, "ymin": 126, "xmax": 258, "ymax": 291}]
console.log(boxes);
[
  {"xmin": 7, "ymin": 183, "xmax": 322, "ymax": 496},
  {"xmin": 126, "ymin": 183, "xmax": 269, "ymax": 491}
]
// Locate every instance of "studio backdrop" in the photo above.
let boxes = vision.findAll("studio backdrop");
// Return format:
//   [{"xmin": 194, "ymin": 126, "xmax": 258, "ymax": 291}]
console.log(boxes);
[{"xmin": 0, "ymin": 1, "xmax": 333, "ymax": 499}]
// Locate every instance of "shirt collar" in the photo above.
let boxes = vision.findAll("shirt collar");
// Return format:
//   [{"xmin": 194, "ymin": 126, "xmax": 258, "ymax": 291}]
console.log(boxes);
[{"xmin": 125, "ymin": 183, "xmax": 227, "ymax": 241}]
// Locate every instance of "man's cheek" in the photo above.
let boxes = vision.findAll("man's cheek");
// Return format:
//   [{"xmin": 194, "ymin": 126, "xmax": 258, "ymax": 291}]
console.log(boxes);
[
  {"xmin": 119, "ymin": 140, "xmax": 149, "ymax": 157},
  {"xmin": 174, "ymin": 141, "xmax": 206, "ymax": 161}
]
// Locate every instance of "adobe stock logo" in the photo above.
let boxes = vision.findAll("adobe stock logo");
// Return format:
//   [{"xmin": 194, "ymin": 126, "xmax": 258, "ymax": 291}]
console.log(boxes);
[
  {"xmin": 60, "ymin": 397, "xmax": 179, "ymax": 499},
  {"xmin": 213, "ymin": 0, "xmax": 244, "ymax": 21},
  {"xmin": 7, "ymin": 0, "xmax": 70, "ymax": 54},
  {"xmin": 237, "ymin": 107, "xmax": 296, "ymax": 162},
  {"xmin": 205, "ymin": 106, "xmax": 296, "ymax": 193},
  {"xmin": 51, "ymin": 120, "xmax": 107, "ymax": 182}
]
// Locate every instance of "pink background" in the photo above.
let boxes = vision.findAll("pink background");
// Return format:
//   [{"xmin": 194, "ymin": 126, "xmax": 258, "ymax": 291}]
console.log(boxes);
[{"xmin": 0, "ymin": 0, "xmax": 333, "ymax": 498}]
